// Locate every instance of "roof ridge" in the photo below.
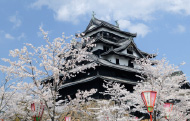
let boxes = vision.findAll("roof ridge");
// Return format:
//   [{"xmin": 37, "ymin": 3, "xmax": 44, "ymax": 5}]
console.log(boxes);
[
  {"xmin": 83, "ymin": 18, "xmax": 137, "ymax": 37},
  {"xmin": 94, "ymin": 17, "xmax": 119, "ymax": 28}
]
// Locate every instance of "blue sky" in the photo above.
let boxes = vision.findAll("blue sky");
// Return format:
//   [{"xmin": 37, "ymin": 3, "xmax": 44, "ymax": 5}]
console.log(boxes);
[{"xmin": 0, "ymin": 0, "xmax": 190, "ymax": 79}]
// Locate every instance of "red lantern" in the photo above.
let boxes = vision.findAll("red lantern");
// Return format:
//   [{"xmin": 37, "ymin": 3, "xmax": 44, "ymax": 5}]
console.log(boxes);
[
  {"xmin": 141, "ymin": 91, "xmax": 157, "ymax": 121},
  {"xmin": 31, "ymin": 102, "xmax": 45, "ymax": 121},
  {"xmin": 164, "ymin": 103, "xmax": 173, "ymax": 119},
  {"xmin": 65, "ymin": 117, "xmax": 71, "ymax": 121}
]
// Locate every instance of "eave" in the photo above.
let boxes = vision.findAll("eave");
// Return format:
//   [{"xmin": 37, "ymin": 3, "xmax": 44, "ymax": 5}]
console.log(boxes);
[
  {"xmin": 93, "ymin": 37, "xmax": 120, "ymax": 47},
  {"xmin": 60, "ymin": 75, "xmax": 137, "ymax": 89},
  {"xmin": 97, "ymin": 59, "xmax": 140, "ymax": 73},
  {"xmin": 101, "ymin": 50, "xmax": 137, "ymax": 59}
]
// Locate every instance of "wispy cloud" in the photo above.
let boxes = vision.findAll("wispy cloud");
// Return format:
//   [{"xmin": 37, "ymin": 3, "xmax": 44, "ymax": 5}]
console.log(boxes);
[
  {"xmin": 118, "ymin": 20, "xmax": 150, "ymax": 37},
  {"xmin": 37, "ymin": 23, "xmax": 44, "ymax": 37},
  {"xmin": 166, "ymin": 0, "xmax": 190, "ymax": 15},
  {"xmin": 173, "ymin": 25, "xmax": 186, "ymax": 33},
  {"xmin": 177, "ymin": 25, "xmax": 186, "ymax": 33},
  {"xmin": 5, "ymin": 33, "xmax": 15, "ymax": 40},
  {"xmin": 17, "ymin": 33, "xmax": 26, "ymax": 41},
  {"xmin": 1, "ymin": 31, "xmax": 26, "ymax": 41},
  {"xmin": 9, "ymin": 12, "xmax": 22, "ymax": 29}
]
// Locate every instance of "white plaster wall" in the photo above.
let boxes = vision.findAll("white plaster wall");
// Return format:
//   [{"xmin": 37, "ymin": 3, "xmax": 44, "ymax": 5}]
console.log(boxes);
[
  {"xmin": 121, "ymin": 49, "xmax": 127, "ymax": 54},
  {"xmin": 102, "ymin": 54, "xmax": 129, "ymax": 66},
  {"xmin": 119, "ymin": 56, "xmax": 129, "ymax": 66},
  {"xmin": 101, "ymin": 54, "xmax": 114, "ymax": 63},
  {"xmin": 92, "ymin": 43, "xmax": 103, "ymax": 51},
  {"xmin": 121, "ymin": 49, "xmax": 140, "ymax": 58},
  {"xmin": 133, "ymin": 51, "xmax": 140, "ymax": 58},
  {"xmin": 102, "ymin": 54, "xmax": 142, "ymax": 69}
]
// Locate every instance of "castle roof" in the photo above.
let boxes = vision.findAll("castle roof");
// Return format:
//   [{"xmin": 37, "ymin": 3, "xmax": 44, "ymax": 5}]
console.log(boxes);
[
  {"xmin": 83, "ymin": 17, "xmax": 137, "ymax": 37},
  {"xmin": 93, "ymin": 36, "xmax": 120, "ymax": 46},
  {"xmin": 60, "ymin": 75, "xmax": 137, "ymax": 89},
  {"xmin": 101, "ymin": 49, "xmax": 137, "ymax": 59}
]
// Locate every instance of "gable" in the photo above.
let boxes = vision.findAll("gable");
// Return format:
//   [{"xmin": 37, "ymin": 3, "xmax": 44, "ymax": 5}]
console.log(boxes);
[
  {"xmin": 117, "ymin": 40, "xmax": 143, "ymax": 58},
  {"xmin": 84, "ymin": 19, "xmax": 95, "ymax": 32}
]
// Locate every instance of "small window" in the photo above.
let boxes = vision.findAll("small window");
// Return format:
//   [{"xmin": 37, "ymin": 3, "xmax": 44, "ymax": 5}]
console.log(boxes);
[
  {"xmin": 87, "ymin": 47, "xmax": 92, "ymax": 52},
  {"xmin": 103, "ymin": 32, "xmax": 107, "ymax": 36},
  {"xmin": 128, "ymin": 60, "xmax": 134, "ymax": 68},
  {"xmin": 97, "ymin": 33, "xmax": 100, "ymax": 37},
  {"xmin": 127, "ymin": 45, "xmax": 133, "ymax": 54},
  {"xmin": 103, "ymin": 46, "xmax": 109, "ymax": 51},
  {"xmin": 116, "ymin": 58, "xmax": 119, "ymax": 64},
  {"xmin": 127, "ymin": 49, "xmax": 133, "ymax": 54}
]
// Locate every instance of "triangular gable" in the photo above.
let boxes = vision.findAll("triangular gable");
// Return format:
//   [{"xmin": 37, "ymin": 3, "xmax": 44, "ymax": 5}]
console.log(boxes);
[
  {"xmin": 84, "ymin": 18, "xmax": 102, "ymax": 32},
  {"xmin": 114, "ymin": 40, "xmax": 144, "ymax": 58},
  {"xmin": 126, "ymin": 41, "xmax": 145, "ymax": 58},
  {"xmin": 84, "ymin": 19, "xmax": 95, "ymax": 32}
]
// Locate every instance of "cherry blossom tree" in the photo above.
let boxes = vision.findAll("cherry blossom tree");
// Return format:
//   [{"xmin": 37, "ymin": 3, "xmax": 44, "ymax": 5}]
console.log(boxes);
[
  {"xmin": 95, "ymin": 100, "xmax": 116, "ymax": 121},
  {"xmin": 63, "ymin": 89, "xmax": 97, "ymax": 120},
  {"xmin": 93, "ymin": 58, "xmax": 189, "ymax": 121},
  {"xmin": 3, "ymin": 82, "xmax": 34, "ymax": 120},
  {"xmin": 95, "ymin": 81, "xmax": 141, "ymax": 121},
  {"xmin": 0, "ymin": 74, "xmax": 34, "ymax": 120},
  {"xmin": 0, "ymin": 75, "xmax": 16, "ymax": 119},
  {"xmin": 131, "ymin": 57, "xmax": 190, "ymax": 121},
  {"xmin": 0, "ymin": 28, "xmax": 97, "ymax": 121}
]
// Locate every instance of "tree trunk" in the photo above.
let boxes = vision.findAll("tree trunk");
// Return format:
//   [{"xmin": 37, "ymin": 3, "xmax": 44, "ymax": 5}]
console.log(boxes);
[
  {"xmin": 51, "ymin": 117, "xmax": 54, "ymax": 121},
  {"xmin": 154, "ymin": 110, "xmax": 156, "ymax": 121},
  {"xmin": 52, "ymin": 82, "xmax": 57, "ymax": 121}
]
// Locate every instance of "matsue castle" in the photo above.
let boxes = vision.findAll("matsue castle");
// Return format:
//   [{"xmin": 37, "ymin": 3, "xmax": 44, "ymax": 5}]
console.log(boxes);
[{"xmin": 59, "ymin": 16, "xmax": 155, "ymax": 98}]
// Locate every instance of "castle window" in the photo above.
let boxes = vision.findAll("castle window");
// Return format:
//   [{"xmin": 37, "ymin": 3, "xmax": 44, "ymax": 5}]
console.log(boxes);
[
  {"xmin": 127, "ymin": 49, "xmax": 133, "ymax": 54},
  {"xmin": 116, "ymin": 58, "xmax": 119, "ymax": 65},
  {"xmin": 87, "ymin": 47, "xmax": 92, "ymax": 52},
  {"xmin": 103, "ymin": 46, "xmax": 109, "ymax": 51},
  {"xmin": 103, "ymin": 32, "xmax": 106, "ymax": 37},
  {"xmin": 127, "ymin": 45, "xmax": 133, "ymax": 54},
  {"xmin": 128, "ymin": 60, "xmax": 134, "ymax": 68},
  {"xmin": 97, "ymin": 32, "xmax": 100, "ymax": 37}
]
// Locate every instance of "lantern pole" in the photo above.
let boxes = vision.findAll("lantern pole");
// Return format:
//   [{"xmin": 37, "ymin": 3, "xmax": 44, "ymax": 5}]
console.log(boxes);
[{"xmin": 150, "ymin": 112, "xmax": 152, "ymax": 121}]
